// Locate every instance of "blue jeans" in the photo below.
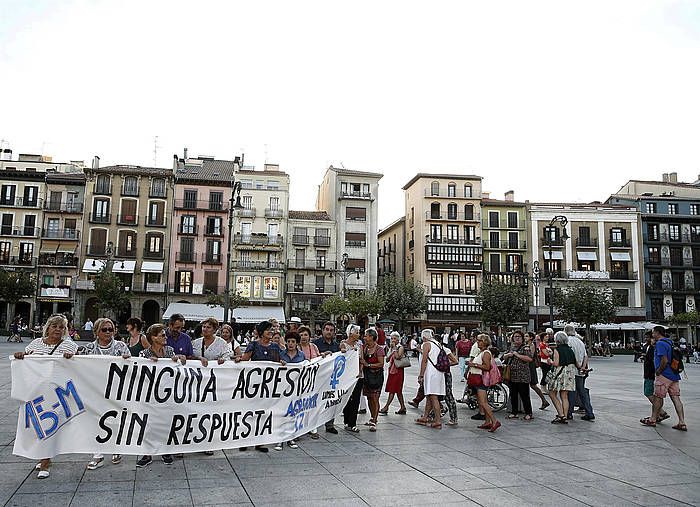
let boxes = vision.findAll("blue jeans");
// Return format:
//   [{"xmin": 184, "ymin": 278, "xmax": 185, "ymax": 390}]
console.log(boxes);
[
  {"xmin": 458, "ymin": 357, "xmax": 468, "ymax": 379},
  {"xmin": 567, "ymin": 375, "xmax": 594, "ymax": 418}
]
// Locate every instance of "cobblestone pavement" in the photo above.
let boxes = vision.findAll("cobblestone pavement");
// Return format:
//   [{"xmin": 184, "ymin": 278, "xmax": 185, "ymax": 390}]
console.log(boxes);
[{"xmin": 1, "ymin": 342, "xmax": 699, "ymax": 506}]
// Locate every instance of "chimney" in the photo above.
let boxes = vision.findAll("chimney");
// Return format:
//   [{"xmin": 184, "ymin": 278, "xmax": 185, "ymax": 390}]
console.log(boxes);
[
  {"xmin": 482, "ymin": 191, "xmax": 490, "ymax": 199},
  {"xmin": 662, "ymin": 173, "xmax": 669, "ymax": 182},
  {"xmin": 183, "ymin": 147, "xmax": 188, "ymax": 160},
  {"xmin": 92, "ymin": 155, "xmax": 100, "ymax": 170},
  {"xmin": 669, "ymin": 172, "xmax": 678, "ymax": 183},
  {"xmin": 0, "ymin": 148, "xmax": 11, "ymax": 161},
  {"xmin": 172, "ymin": 154, "xmax": 179, "ymax": 170},
  {"xmin": 505, "ymin": 190, "xmax": 514, "ymax": 201}
]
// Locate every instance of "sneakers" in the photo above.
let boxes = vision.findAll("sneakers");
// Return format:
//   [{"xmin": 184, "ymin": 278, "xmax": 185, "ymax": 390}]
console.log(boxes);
[
  {"xmin": 581, "ymin": 415, "xmax": 595, "ymax": 421},
  {"xmin": 470, "ymin": 413, "xmax": 486, "ymax": 420},
  {"xmin": 162, "ymin": 454, "xmax": 174, "ymax": 465},
  {"xmin": 309, "ymin": 432, "xmax": 320, "ymax": 440},
  {"xmin": 111, "ymin": 454, "xmax": 122, "ymax": 464},
  {"xmin": 288, "ymin": 440, "xmax": 298, "ymax": 449},
  {"xmin": 136, "ymin": 456, "xmax": 152, "ymax": 468},
  {"xmin": 325, "ymin": 426, "xmax": 338, "ymax": 434},
  {"xmin": 274, "ymin": 443, "xmax": 284, "ymax": 451},
  {"xmin": 203, "ymin": 451, "xmax": 214, "ymax": 456},
  {"xmin": 255, "ymin": 446, "xmax": 269, "ymax": 453},
  {"xmin": 86, "ymin": 457, "xmax": 104, "ymax": 470}
]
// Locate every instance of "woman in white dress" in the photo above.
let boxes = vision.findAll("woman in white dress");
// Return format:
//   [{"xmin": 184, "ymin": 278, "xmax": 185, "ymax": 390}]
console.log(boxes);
[{"xmin": 416, "ymin": 329, "xmax": 445, "ymax": 429}]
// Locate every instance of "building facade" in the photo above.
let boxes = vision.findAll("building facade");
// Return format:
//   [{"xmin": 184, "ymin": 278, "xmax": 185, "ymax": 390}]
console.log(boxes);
[
  {"xmin": 286, "ymin": 210, "xmax": 336, "ymax": 324},
  {"xmin": 377, "ymin": 216, "xmax": 406, "ymax": 281},
  {"xmin": 403, "ymin": 174, "xmax": 483, "ymax": 330},
  {"xmin": 316, "ymin": 166, "xmax": 382, "ymax": 295},
  {"xmin": 78, "ymin": 160, "xmax": 173, "ymax": 326},
  {"xmin": 608, "ymin": 173, "xmax": 700, "ymax": 328},
  {"xmin": 528, "ymin": 203, "xmax": 646, "ymax": 330}
]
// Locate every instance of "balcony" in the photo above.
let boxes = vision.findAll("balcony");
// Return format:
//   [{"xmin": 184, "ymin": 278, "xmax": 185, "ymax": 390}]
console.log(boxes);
[
  {"xmin": 565, "ymin": 270, "xmax": 610, "ymax": 280},
  {"xmin": 265, "ymin": 208, "xmax": 284, "ymax": 218},
  {"xmin": 483, "ymin": 263, "xmax": 527, "ymax": 274},
  {"xmin": 38, "ymin": 254, "xmax": 79, "ymax": 267},
  {"xmin": 427, "ymin": 211, "xmax": 481, "ymax": 221},
  {"xmin": 292, "ymin": 235, "xmax": 309, "ymax": 245},
  {"xmin": 114, "ymin": 247, "xmax": 137, "ymax": 258},
  {"xmin": 649, "ymin": 233, "xmax": 700, "ymax": 244},
  {"xmin": 121, "ymin": 186, "xmax": 139, "ymax": 197},
  {"xmin": 0, "ymin": 226, "xmax": 40, "ymax": 237},
  {"xmin": 340, "ymin": 191, "xmax": 373, "ymax": 200},
  {"xmin": 481, "ymin": 219, "xmax": 526, "ymax": 229},
  {"xmin": 287, "ymin": 283, "xmax": 337, "ymax": 294},
  {"xmin": 234, "ymin": 234, "xmax": 283, "ymax": 248},
  {"xmin": 287, "ymin": 259, "xmax": 330, "ymax": 270},
  {"xmin": 88, "ymin": 213, "xmax": 111, "ymax": 224},
  {"xmin": 149, "ymin": 188, "xmax": 168, "ymax": 199},
  {"xmin": 540, "ymin": 237, "xmax": 565, "ymax": 247},
  {"xmin": 42, "ymin": 229, "xmax": 80, "ymax": 240},
  {"xmin": 239, "ymin": 207, "xmax": 256, "ymax": 218},
  {"xmin": 575, "ymin": 238, "xmax": 598, "ymax": 247},
  {"xmin": 428, "ymin": 295, "xmax": 480, "ymax": 314},
  {"xmin": 177, "ymin": 225, "xmax": 198, "ymax": 236},
  {"xmin": 145, "ymin": 216, "xmax": 167, "ymax": 227},
  {"xmin": 117, "ymin": 214, "xmax": 139, "ymax": 226},
  {"xmin": 176, "ymin": 252, "xmax": 197, "ymax": 263},
  {"xmin": 76, "ymin": 280, "xmax": 95, "ymax": 290},
  {"xmin": 608, "ymin": 238, "xmax": 631, "ymax": 248},
  {"xmin": 482, "ymin": 240, "xmax": 527, "ymax": 250},
  {"xmin": 425, "ymin": 235, "xmax": 482, "ymax": 246},
  {"xmin": 93, "ymin": 184, "xmax": 112, "ymax": 195},
  {"xmin": 483, "ymin": 271, "xmax": 529, "ymax": 286},
  {"xmin": 143, "ymin": 249, "xmax": 165, "ymax": 259},
  {"xmin": 86, "ymin": 244, "xmax": 108, "ymax": 256},
  {"xmin": 314, "ymin": 236, "xmax": 331, "ymax": 247},
  {"xmin": 0, "ymin": 256, "xmax": 37, "ymax": 267},
  {"xmin": 233, "ymin": 260, "xmax": 285, "ymax": 271},
  {"xmin": 202, "ymin": 254, "xmax": 223, "ymax": 265},
  {"xmin": 345, "ymin": 240, "xmax": 367, "ymax": 247},
  {"xmin": 0, "ymin": 197, "xmax": 42, "ymax": 208},
  {"xmin": 44, "ymin": 201, "xmax": 84, "ymax": 213},
  {"xmin": 174, "ymin": 199, "xmax": 228, "ymax": 211},
  {"xmin": 145, "ymin": 282, "xmax": 165, "ymax": 293}
]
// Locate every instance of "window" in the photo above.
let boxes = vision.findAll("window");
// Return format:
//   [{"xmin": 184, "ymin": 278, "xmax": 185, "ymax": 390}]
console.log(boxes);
[
  {"xmin": 645, "ymin": 202, "xmax": 656, "ymax": 214},
  {"xmin": 577, "ymin": 260, "xmax": 595, "ymax": 271},
  {"xmin": 150, "ymin": 178, "xmax": 166, "ymax": 197},
  {"xmin": 293, "ymin": 227, "xmax": 308, "ymax": 244},
  {"xmin": 410, "ymin": 207, "xmax": 414, "ymax": 226},
  {"xmin": 489, "ymin": 253, "xmax": 500, "ymax": 272},
  {"xmin": 295, "ymin": 248, "xmax": 305, "ymax": 268},
  {"xmin": 122, "ymin": 176, "xmax": 138, "ymax": 196},
  {"xmin": 93, "ymin": 199, "xmax": 109, "ymax": 218},
  {"xmin": 0, "ymin": 241, "xmax": 10, "ymax": 262},
  {"xmin": 23, "ymin": 186, "xmax": 38, "ymax": 206},
  {"xmin": 255, "ymin": 180, "xmax": 264, "ymax": 189},
  {"xmin": 430, "ymin": 224, "xmax": 442, "ymax": 241},
  {"xmin": 0, "ymin": 184, "xmax": 15, "ymax": 205},
  {"xmin": 447, "ymin": 183, "xmax": 456, "ymax": 197},
  {"xmin": 446, "ymin": 225, "xmax": 459, "ymax": 243},
  {"xmin": 148, "ymin": 201, "xmax": 165, "ymax": 226},
  {"xmin": 578, "ymin": 226, "xmax": 591, "ymax": 246},
  {"xmin": 610, "ymin": 228, "xmax": 625, "ymax": 245},
  {"xmin": 507, "ymin": 212, "xmax": 518, "ymax": 229},
  {"xmin": 670, "ymin": 247, "xmax": 683, "ymax": 266},
  {"xmin": 181, "ymin": 215, "xmax": 196, "ymax": 234},
  {"xmin": 690, "ymin": 225, "xmax": 700, "ymax": 242},
  {"xmin": 203, "ymin": 271, "xmax": 219, "ymax": 294},
  {"xmin": 447, "ymin": 203, "xmax": 457, "ymax": 219},
  {"xmin": 464, "ymin": 204, "xmax": 474, "ymax": 220},
  {"xmin": 206, "ymin": 216, "xmax": 222, "ymax": 236},
  {"xmin": 269, "ymin": 196, "xmax": 279, "ymax": 210},
  {"xmin": 95, "ymin": 175, "xmax": 111, "ymax": 194},
  {"xmin": 205, "ymin": 239, "xmax": 221, "ymax": 263},
  {"xmin": 315, "ymin": 275, "xmax": 325, "ymax": 293},
  {"xmin": 179, "ymin": 237, "xmax": 195, "ymax": 262},
  {"xmin": 346, "ymin": 207, "xmax": 366, "ymax": 221},
  {"xmin": 488, "ymin": 211, "xmax": 499, "ymax": 228},
  {"xmin": 23, "ymin": 215, "xmax": 36, "ymax": 235},
  {"xmin": 46, "ymin": 218, "xmax": 60, "ymax": 238},
  {"xmin": 543, "ymin": 226, "xmax": 559, "ymax": 243},
  {"xmin": 668, "ymin": 203, "xmax": 678, "ymax": 215},
  {"xmin": 176, "ymin": 271, "xmax": 193, "ymax": 293},
  {"xmin": 669, "ymin": 224, "xmax": 680, "ymax": 242},
  {"xmin": 120, "ymin": 199, "xmax": 137, "ymax": 224},
  {"xmin": 448, "ymin": 274, "xmax": 460, "ymax": 293},
  {"xmin": 430, "ymin": 181, "xmax": 439, "ymax": 196},
  {"xmin": 147, "ymin": 233, "xmax": 162, "ymax": 253},
  {"xmin": 691, "ymin": 204, "xmax": 699, "ymax": 216},
  {"xmin": 316, "ymin": 250, "xmax": 326, "ymax": 268},
  {"xmin": 345, "ymin": 258, "xmax": 366, "ymax": 272},
  {"xmin": 489, "ymin": 231, "xmax": 499, "ymax": 247},
  {"xmin": 430, "ymin": 202, "xmax": 441, "ymax": 219},
  {"xmin": 464, "ymin": 225, "xmax": 476, "ymax": 243},
  {"xmin": 183, "ymin": 189, "xmax": 197, "ymax": 209},
  {"xmin": 508, "ymin": 231, "xmax": 519, "ymax": 249},
  {"xmin": 345, "ymin": 232, "xmax": 366, "ymax": 247},
  {"xmin": 18, "ymin": 243, "xmax": 33, "ymax": 263},
  {"xmin": 506, "ymin": 254, "xmax": 522, "ymax": 272},
  {"xmin": 293, "ymin": 274, "xmax": 304, "ymax": 291},
  {"xmin": 647, "ymin": 223, "xmax": 659, "ymax": 241},
  {"xmin": 118, "ymin": 230, "xmax": 137, "ymax": 256},
  {"xmin": 464, "ymin": 274, "xmax": 477, "ymax": 291},
  {"xmin": 209, "ymin": 191, "xmax": 223, "ymax": 211},
  {"xmin": 464, "ymin": 184, "xmax": 472, "ymax": 198},
  {"xmin": 544, "ymin": 260, "xmax": 561, "ymax": 277},
  {"xmin": 240, "ymin": 179, "xmax": 253, "ymax": 189},
  {"xmin": 42, "ymin": 275, "xmax": 54, "ymax": 286},
  {"xmin": 242, "ymin": 195, "xmax": 253, "ymax": 209},
  {"xmin": 648, "ymin": 246, "xmax": 660, "ymax": 264},
  {"xmin": 431, "ymin": 273, "xmax": 443, "ymax": 293}
]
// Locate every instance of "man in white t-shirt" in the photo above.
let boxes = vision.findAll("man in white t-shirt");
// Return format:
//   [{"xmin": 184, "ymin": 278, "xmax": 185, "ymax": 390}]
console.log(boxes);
[
  {"xmin": 83, "ymin": 318, "xmax": 93, "ymax": 332},
  {"xmin": 564, "ymin": 324, "xmax": 594, "ymax": 421}
]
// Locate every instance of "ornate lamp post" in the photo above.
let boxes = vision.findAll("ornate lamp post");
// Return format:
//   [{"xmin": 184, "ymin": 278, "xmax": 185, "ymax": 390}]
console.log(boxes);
[
  {"xmin": 545, "ymin": 215, "xmax": 569, "ymax": 328},
  {"xmin": 223, "ymin": 157, "xmax": 244, "ymax": 325},
  {"xmin": 532, "ymin": 260, "xmax": 540, "ymax": 331}
]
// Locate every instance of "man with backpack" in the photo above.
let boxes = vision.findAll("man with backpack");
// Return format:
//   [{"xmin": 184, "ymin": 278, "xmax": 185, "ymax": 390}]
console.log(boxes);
[{"xmin": 642, "ymin": 326, "xmax": 687, "ymax": 431}]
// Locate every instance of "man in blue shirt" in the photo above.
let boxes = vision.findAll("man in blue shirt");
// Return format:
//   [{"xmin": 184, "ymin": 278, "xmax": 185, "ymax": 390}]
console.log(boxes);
[
  {"xmin": 314, "ymin": 321, "xmax": 339, "ymax": 433},
  {"xmin": 645, "ymin": 326, "xmax": 686, "ymax": 431},
  {"xmin": 166, "ymin": 313, "xmax": 194, "ymax": 359}
]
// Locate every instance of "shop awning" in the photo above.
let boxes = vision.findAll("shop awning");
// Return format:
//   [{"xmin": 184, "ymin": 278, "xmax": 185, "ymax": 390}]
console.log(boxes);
[
  {"xmin": 82, "ymin": 259, "xmax": 106, "ymax": 273},
  {"xmin": 141, "ymin": 261, "xmax": 164, "ymax": 273},
  {"xmin": 576, "ymin": 251, "xmax": 597, "ymax": 261},
  {"xmin": 610, "ymin": 252, "xmax": 631, "ymax": 261},
  {"xmin": 233, "ymin": 306, "xmax": 286, "ymax": 324},
  {"xmin": 543, "ymin": 251, "xmax": 564, "ymax": 260},
  {"xmin": 163, "ymin": 303, "xmax": 223, "ymax": 321},
  {"xmin": 112, "ymin": 260, "xmax": 136, "ymax": 273}
]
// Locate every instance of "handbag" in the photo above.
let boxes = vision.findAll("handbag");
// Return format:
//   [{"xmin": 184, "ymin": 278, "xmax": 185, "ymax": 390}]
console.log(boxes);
[
  {"xmin": 393, "ymin": 355, "xmax": 411, "ymax": 368},
  {"xmin": 502, "ymin": 364, "xmax": 511, "ymax": 383},
  {"xmin": 364, "ymin": 366, "xmax": 384, "ymax": 389}
]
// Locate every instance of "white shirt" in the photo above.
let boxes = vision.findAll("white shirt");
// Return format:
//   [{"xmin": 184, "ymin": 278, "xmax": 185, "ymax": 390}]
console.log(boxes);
[
  {"xmin": 192, "ymin": 336, "xmax": 231, "ymax": 360},
  {"xmin": 25, "ymin": 338, "xmax": 79, "ymax": 355},
  {"xmin": 468, "ymin": 341, "xmax": 482, "ymax": 375},
  {"xmin": 410, "ymin": 338, "xmax": 418, "ymax": 350},
  {"xmin": 442, "ymin": 333, "xmax": 450, "ymax": 344},
  {"xmin": 567, "ymin": 334, "xmax": 586, "ymax": 373},
  {"xmin": 83, "ymin": 320, "xmax": 93, "ymax": 331}
]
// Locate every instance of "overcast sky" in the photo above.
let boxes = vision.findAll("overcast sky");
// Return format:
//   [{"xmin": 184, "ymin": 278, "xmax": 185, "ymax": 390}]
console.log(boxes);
[{"xmin": 1, "ymin": 0, "xmax": 699, "ymax": 228}]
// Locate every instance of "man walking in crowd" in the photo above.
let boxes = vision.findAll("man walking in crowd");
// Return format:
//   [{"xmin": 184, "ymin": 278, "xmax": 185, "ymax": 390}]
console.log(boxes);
[
  {"xmin": 315, "ymin": 321, "xmax": 340, "ymax": 434},
  {"xmin": 166, "ymin": 313, "xmax": 194, "ymax": 359},
  {"xmin": 564, "ymin": 324, "xmax": 595, "ymax": 421},
  {"xmin": 640, "ymin": 331, "xmax": 669, "ymax": 425},
  {"xmin": 642, "ymin": 326, "xmax": 687, "ymax": 431}
]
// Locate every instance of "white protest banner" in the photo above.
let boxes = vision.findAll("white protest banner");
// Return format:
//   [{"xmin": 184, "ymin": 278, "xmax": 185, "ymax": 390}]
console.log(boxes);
[{"xmin": 11, "ymin": 351, "xmax": 358, "ymax": 459}]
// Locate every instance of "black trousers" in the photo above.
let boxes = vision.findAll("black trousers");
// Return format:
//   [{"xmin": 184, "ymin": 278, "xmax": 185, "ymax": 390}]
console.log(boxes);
[
  {"xmin": 343, "ymin": 378, "xmax": 364, "ymax": 427},
  {"xmin": 509, "ymin": 381, "xmax": 532, "ymax": 415}
]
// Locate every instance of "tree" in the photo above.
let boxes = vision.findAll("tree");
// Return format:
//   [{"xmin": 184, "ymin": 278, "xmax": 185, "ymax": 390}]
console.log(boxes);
[
  {"xmin": 0, "ymin": 271, "xmax": 35, "ymax": 323},
  {"xmin": 320, "ymin": 295, "xmax": 351, "ymax": 328},
  {"xmin": 348, "ymin": 289, "xmax": 385, "ymax": 319},
  {"xmin": 669, "ymin": 311, "xmax": 700, "ymax": 345},
  {"xmin": 376, "ymin": 275, "xmax": 429, "ymax": 330},
  {"xmin": 93, "ymin": 268, "xmax": 131, "ymax": 321},
  {"xmin": 206, "ymin": 290, "xmax": 248, "ymax": 316},
  {"xmin": 553, "ymin": 282, "xmax": 618, "ymax": 348},
  {"xmin": 478, "ymin": 281, "xmax": 528, "ymax": 334}
]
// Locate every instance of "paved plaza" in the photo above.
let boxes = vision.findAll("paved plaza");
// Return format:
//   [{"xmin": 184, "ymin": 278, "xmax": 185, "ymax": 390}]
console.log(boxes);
[{"xmin": 1, "ymin": 342, "xmax": 699, "ymax": 506}]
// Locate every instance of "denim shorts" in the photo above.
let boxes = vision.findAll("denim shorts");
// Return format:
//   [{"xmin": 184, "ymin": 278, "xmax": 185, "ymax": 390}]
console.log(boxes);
[{"xmin": 643, "ymin": 378, "xmax": 654, "ymax": 397}]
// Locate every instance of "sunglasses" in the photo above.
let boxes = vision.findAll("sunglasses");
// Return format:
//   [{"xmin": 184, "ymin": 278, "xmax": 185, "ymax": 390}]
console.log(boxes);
[{"xmin": 101, "ymin": 327, "xmax": 115, "ymax": 332}]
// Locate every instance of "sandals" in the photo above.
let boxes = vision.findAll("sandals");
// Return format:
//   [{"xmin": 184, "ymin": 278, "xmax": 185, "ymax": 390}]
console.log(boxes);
[
  {"xmin": 507, "ymin": 414, "xmax": 519, "ymax": 420},
  {"xmin": 368, "ymin": 421, "xmax": 377, "ymax": 432},
  {"xmin": 672, "ymin": 423, "xmax": 688, "ymax": 431},
  {"xmin": 37, "ymin": 469, "xmax": 50, "ymax": 479},
  {"xmin": 86, "ymin": 457, "xmax": 104, "ymax": 470},
  {"xmin": 640, "ymin": 417, "xmax": 656, "ymax": 427},
  {"xmin": 415, "ymin": 418, "xmax": 429, "ymax": 425},
  {"xmin": 657, "ymin": 413, "xmax": 671, "ymax": 423},
  {"xmin": 395, "ymin": 409, "xmax": 407, "ymax": 415},
  {"xmin": 523, "ymin": 415, "xmax": 534, "ymax": 421},
  {"xmin": 552, "ymin": 415, "xmax": 568, "ymax": 425},
  {"xmin": 111, "ymin": 454, "xmax": 122, "ymax": 464},
  {"xmin": 488, "ymin": 421, "xmax": 501, "ymax": 432},
  {"xmin": 344, "ymin": 425, "xmax": 361, "ymax": 433},
  {"xmin": 477, "ymin": 422, "xmax": 492, "ymax": 429},
  {"xmin": 378, "ymin": 410, "xmax": 388, "ymax": 416},
  {"xmin": 539, "ymin": 401, "xmax": 550, "ymax": 410},
  {"xmin": 430, "ymin": 422, "xmax": 442, "ymax": 429},
  {"xmin": 447, "ymin": 420, "xmax": 458, "ymax": 426}
]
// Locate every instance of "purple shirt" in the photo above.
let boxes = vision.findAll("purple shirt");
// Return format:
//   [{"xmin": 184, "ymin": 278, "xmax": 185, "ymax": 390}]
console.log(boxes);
[{"xmin": 166, "ymin": 329, "xmax": 194, "ymax": 357}]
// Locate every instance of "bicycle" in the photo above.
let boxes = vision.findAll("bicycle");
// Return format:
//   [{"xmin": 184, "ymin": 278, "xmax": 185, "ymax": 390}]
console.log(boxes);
[
  {"xmin": 459, "ymin": 382, "xmax": 509, "ymax": 412},
  {"xmin": 7, "ymin": 333, "xmax": 23, "ymax": 343}
]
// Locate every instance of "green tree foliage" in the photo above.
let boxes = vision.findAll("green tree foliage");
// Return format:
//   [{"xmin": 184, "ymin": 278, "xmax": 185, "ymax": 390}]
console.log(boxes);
[
  {"xmin": 0, "ymin": 271, "xmax": 35, "ymax": 305},
  {"xmin": 376, "ymin": 275, "xmax": 429, "ymax": 327},
  {"xmin": 206, "ymin": 289, "xmax": 248, "ymax": 311},
  {"xmin": 348, "ymin": 289, "xmax": 385, "ymax": 318},
  {"xmin": 93, "ymin": 268, "xmax": 131, "ymax": 320},
  {"xmin": 320, "ymin": 295, "xmax": 351, "ymax": 324},
  {"xmin": 669, "ymin": 311, "xmax": 700, "ymax": 343},
  {"xmin": 478, "ymin": 281, "xmax": 528, "ymax": 332},
  {"xmin": 553, "ymin": 282, "xmax": 618, "ymax": 347}
]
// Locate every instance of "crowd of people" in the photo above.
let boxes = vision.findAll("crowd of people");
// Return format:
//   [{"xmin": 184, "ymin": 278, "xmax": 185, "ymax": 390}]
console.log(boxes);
[{"xmin": 11, "ymin": 312, "xmax": 690, "ymax": 479}]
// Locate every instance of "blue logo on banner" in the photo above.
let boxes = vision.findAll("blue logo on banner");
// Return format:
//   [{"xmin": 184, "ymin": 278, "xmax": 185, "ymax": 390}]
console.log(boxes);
[
  {"xmin": 24, "ymin": 379, "xmax": 85, "ymax": 440},
  {"xmin": 330, "ymin": 355, "xmax": 346, "ymax": 389}
]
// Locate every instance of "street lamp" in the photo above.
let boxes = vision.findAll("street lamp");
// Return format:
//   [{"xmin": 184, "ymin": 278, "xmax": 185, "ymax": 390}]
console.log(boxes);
[
  {"xmin": 531, "ymin": 260, "xmax": 540, "ymax": 331},
  {"xmin": 545, "ymin": 215, "xmax": 569, "ymax": 328},
  {"xmin": 340, "ymin": 252, "xmax": 349, "ymax": 298},
  {"xmin": 223, "ymin": 157, "xmax": 244, "ymax": 325}
]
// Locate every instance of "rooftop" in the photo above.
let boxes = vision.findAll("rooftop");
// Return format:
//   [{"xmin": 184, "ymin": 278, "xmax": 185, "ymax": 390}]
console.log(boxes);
[
  {"xmin": 288, "ymin": 210, "xmax": 332, "ymax": 221},
  {"xmin": 402, "ymin": 173, "xmax": 482, "ymax": 190},
  {"xmin": 91, "ymin": 165, "xmax": 173, "ymax": 177},
  {"xmin": 327, "ymin": 165, "xmax": 383, "ymax": 179},
  {"xmin": 378, "ymin": 216, "xmax": 406, "ymax": 234}
]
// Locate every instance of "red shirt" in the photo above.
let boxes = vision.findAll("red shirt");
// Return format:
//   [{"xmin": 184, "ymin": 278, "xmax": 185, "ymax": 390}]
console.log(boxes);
[
  {"xmin": 377, "ymin": 327, "xmax": 386, "ymax": 346},
  {"xmin": 456, "ymin": 339, "xmax": 472, "ymax": 357}
]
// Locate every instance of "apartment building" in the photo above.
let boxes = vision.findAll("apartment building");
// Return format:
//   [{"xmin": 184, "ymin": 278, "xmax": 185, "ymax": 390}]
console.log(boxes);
[
  {"xmin": 402, "ymin": 174, "xmax": 483, "ymax": 329},
  {"xmin": 608, "ymin": 173, "xmax": 700, "ymax": 328},
  {"xmin": 37, "ymin": 171, "xmax": 86, "ymax": 323},
  {"xmin": 78, "ymin": 159, "xmax": 173, "ymax": 326},
  {"xmin": 377, "ymin": 216, "xmax": 406, "ymax": 281},
  {"xmin": 316, "ymin": 166, "xmax": 382, "ymax": 295},
  {"xmin": 481, "ymin": 192, "xmax": 529, "ymax": 287},
  {"xmin": 286, "ymin": 210, "xmax": 336, "ymax": 324},
  {"xmin": 170, "ymin": 156, "xmax": 239, "ymax": 304},
  {"xmin": 528, "ymin": 203, "xmax": 646, "ymax": 330}
]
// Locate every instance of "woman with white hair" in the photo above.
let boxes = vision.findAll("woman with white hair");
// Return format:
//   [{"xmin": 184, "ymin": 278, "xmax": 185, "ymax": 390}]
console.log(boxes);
[
  {"xmin": 547, "ymin": 331, "xmax": 579, "ymax": 424},
  {"xmin": 341, "ymin": 323, "xmax": 364, "ymax": 432},
  {"xmin": 13, "ymin": 314, "xmax": 79, "ymax": 479},
  {"xmin": 379, "ymin": 331, "xmax": 407, "ymax": 415},
  {"xmin": 416, "ymin": 329, "xmax": 445, "ymax": 428}
]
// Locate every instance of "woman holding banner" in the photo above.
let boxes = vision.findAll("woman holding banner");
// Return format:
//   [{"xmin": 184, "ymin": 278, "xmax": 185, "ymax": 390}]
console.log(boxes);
[
  {"xmin": 275, "ymin": 331, "xmax": 306, "ymax": 450},
  {"xmin": 298, "ymin": 325, "xmax": 328, "ymax": 439},
  {"xmin": 81, "ymin": 318, "xmax": 131, "ymax": 470},
  {"xmin": 192, "ymin": 318, "xmax": 229, "ymax": 366},
  {"xmin": 361, "ymin": 328, "xmax": 385, "ymax": 432},
  {"xmin": 341, "ymin": 324, "xmax": 364, "ymax": 433},
  {"xmin": 220, "ymin": 324, "xmax": 241, "ymax": 359},
  {"xmin": 13, "ymin": 314, "xmax": 79, "ymax": 479}
]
